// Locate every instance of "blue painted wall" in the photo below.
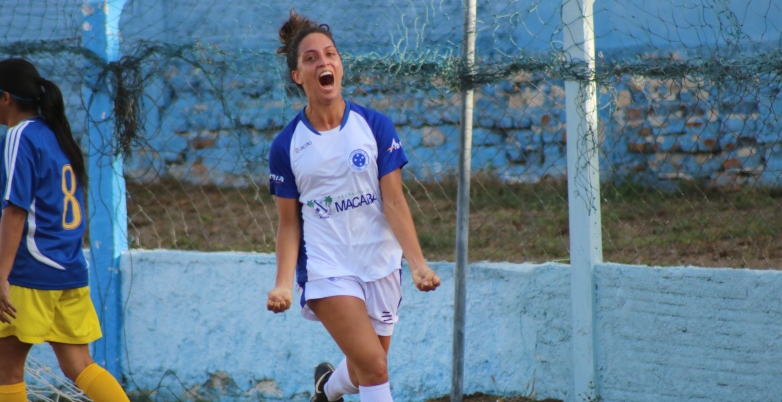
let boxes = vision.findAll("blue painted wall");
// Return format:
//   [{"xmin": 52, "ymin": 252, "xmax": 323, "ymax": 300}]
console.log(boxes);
[
  {"xmin": 28, "ymin": 251, "xmax": 782, "ymax": 402},
  {"xmin": 594, "ymin": 263, "xmax": 782, "ymax": 402},
  {"xmin": 115, "ymin": 252, "xmax": 574, "ymax": 401}
]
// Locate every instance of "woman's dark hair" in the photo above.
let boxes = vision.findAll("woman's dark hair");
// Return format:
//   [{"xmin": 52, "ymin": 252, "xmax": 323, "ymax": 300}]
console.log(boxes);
[
  {"xmin": 277, "ymin": 9, "xmax": 337, "ymax": 87},
  {"xmin": 0, "ymin": 58, "xmax": 85, "ymax": 183}
]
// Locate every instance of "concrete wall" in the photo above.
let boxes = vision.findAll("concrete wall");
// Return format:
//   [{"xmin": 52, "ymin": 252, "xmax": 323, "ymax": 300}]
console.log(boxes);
[
  {"xmin": 28, "ymin": 251, "xmax": 782, "ymax": 402},
  {"xmin": 594, "ymin": 263, "xmax": 782, "ymax": 402},
  {"xmin": 114, "ymin": 252, "xmax": 573, "ymax": 401}
]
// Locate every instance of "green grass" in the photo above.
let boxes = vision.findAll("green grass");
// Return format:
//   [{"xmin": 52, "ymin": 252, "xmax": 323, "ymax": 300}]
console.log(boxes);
[{"xmin": 125, "ymin": 176, "xmax": 782, "ymax": 269}]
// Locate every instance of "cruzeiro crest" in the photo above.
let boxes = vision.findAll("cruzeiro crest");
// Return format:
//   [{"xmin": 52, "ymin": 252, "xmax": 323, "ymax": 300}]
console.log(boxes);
[
  {"xmin": 349, "ymin": 149, "xmax": 369, "ymax": 172},
  {"xmin": 306, "ymin": 196, "xmax": 333, "ymax": 219}
]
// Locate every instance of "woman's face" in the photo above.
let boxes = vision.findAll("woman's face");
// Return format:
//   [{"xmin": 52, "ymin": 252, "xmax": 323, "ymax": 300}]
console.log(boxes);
[{"xmin": 292, "ymin": 32, "xmax": 343, "ymax": 104}]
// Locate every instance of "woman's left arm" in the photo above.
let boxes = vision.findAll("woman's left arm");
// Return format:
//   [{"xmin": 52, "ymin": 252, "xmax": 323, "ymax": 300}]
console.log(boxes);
[{"xmin": 380, "ymin": 168, "xmax": 440, "ymax": 292}]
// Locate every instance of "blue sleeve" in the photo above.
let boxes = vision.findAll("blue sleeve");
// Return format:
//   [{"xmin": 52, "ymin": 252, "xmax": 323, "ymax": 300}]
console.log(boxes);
[
  {"xmin": 268, "ymin": 133, "xmax": 299, "ymax": 199},
  {"xmin": 2, "ymin": 131, "xmax": 37, "ymax": 211},
  {"xmin": 371, "ymin": 113, "xmax": 408, "ymax": 179}
]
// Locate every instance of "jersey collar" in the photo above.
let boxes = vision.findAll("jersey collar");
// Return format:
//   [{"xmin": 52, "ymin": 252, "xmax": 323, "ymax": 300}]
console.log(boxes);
[
  {"xmin": 299, "ymin": 100, "xmax": 352, "ymax": 135},
  {"xmin": 8, "ymin": 116, "xmax": 41, "ymax": 130}
]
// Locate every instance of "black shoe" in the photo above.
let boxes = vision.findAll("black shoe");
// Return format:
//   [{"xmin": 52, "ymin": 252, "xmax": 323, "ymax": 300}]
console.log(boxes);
[{"xmin": 310, "ymin": 362, "xmax": 343, "ymax": 402}]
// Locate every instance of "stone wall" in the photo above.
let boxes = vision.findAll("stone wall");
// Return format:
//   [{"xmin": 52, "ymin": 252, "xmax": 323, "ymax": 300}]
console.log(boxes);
[
  {"xmin": 3, "ymin": 0, "xmax": 778, "ymax": 189},
  {"xmin": 122, "ymin": 67, "xmax": 782, "ymax": 189},
  {"xmin": 604, "ymin": 75, "xmax": 782, "ymax": 188}
]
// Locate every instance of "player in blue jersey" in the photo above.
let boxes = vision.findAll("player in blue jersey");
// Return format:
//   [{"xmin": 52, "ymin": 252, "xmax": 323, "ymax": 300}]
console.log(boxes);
[
  {"xmin": 266, "ymin": 11, "xmax": 441, "ymax": 402},
  {"xmin": 0, "ymin": 59, "xmax": 130, "ymax": 402}
]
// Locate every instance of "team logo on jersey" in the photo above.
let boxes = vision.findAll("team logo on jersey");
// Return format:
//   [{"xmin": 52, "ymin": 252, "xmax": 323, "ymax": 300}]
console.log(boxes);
[
  {"xmin": 387, "ymin": 138, "xmax": 402, "ymax": 153},
  {"xmin": 306, "ymin": 196, "xmax": 333, "ymax": 219},
  {"xmin": 270, "ymin": 173, "xmax": 285, "ymax": 184},
  {"xmin": 349, "ymin": 149, "xmax": 369, "ymax": 172}
]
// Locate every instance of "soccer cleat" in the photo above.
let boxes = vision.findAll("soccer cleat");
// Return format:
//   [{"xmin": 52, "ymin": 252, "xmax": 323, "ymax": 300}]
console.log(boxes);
[{"xmin": 310, "ymin": 362, "xmax": 343, "ymax": 402}]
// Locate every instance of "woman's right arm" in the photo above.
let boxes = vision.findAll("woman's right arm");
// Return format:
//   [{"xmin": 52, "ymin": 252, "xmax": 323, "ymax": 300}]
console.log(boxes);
[
  {"xmin": 266, "ymin": 197, "xmax": 301, "ymax": 314},
  {"xmin": 0, "ymin": 205, "xmax": 27, "ymax": 323}
]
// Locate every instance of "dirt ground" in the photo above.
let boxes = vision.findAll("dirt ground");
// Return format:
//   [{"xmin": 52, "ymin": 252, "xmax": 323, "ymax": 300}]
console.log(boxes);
[{"xmin": 426, "ymin": 393, "xmax": 561, "ymax": 402}]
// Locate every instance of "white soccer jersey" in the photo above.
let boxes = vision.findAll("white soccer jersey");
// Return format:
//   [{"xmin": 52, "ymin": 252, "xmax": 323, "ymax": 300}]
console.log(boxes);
[{"xmin": 268, "ymin": 101, "xmax": 408, "ymax": 284}]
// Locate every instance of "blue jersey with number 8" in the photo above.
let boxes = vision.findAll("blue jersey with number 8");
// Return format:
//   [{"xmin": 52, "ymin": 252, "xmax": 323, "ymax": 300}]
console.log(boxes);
[{"xmin": 1, "ymin": 117, "xmax": 87, "ymax": 290}]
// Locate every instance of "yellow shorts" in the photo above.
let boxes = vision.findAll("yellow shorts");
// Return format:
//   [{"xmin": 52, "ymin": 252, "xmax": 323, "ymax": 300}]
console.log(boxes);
[{"xmin": 0, "ymin": 285, "xmax": 102, "ymax": 345}]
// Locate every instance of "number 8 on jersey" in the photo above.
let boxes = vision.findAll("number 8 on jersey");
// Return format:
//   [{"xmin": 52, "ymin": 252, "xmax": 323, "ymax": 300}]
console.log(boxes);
[{"xmin": 61, "ymin": 164, "xmax": 81, "ymax": 230}]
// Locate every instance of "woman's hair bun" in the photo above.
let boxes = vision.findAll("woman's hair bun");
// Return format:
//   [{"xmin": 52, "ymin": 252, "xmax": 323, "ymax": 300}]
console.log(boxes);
[
  {"xmin": 276, "ymin": 9, "xmax": 335, "ymax": 86},
  {"xmin": 277, "ymin": 9, "xmax": 318, "ymax": 55}
]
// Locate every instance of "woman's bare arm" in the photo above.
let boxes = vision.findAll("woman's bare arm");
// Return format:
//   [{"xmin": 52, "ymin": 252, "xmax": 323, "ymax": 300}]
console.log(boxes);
[
  {"xmin": 380, "ymin": 169, "xmax": 440, "ymax": 291},
  {"xmin": 266, "ymin": 197, "xmax": 302, "ymax": 313}
]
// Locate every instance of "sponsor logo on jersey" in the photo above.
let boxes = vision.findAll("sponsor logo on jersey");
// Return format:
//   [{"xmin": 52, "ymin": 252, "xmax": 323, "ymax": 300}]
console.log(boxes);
[
  {"xmin": 387, "ymin": 138, "xmax": 402, "ymax": 153},
  {"xmin": 349, "ymin": 149, "xmax": 369, "ymax": 172},
  {"xmin": 334, "ymin": 192, "xmax": 378, "ymax": 213},
  {"xmin": 295, "ymin": 141, "xmax": 313, "ymax": 153},
  {"xmin": 270, "ymin": 173, "xmax": 285, "ymax": 184},
  {"xmin": 306, "ymin": 191, "xmax": 378, "ymax": 218},
  {"xmin": 306, "ymin": 196, "xmax": 333, "ymax": 219}
]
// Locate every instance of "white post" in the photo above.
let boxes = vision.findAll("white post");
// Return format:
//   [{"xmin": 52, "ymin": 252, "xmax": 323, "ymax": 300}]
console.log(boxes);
[
  {"xmin": 563, "ymin": 0, "xmax": 602, "ymax": 401},
  {"xmin": 452, "ymin": 0, "xmax": 476, "ymax": 401}
]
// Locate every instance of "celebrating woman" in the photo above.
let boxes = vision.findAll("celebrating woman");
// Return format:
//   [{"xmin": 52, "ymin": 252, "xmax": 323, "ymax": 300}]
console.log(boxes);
[{"xmin": 266, "ymin": 10, "xmax": 441, "ymax": 402}]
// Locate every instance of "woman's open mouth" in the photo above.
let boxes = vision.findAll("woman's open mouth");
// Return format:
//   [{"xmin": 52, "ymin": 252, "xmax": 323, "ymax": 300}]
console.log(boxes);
[{"xmin": 319, "ymin": 71, "xmax": 335, "ymax": 87}]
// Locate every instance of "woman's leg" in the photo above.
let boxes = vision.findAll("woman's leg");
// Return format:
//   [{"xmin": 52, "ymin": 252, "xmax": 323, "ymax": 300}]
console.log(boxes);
[
  {"xmin": 344, "ymin": 335, "xmax": 390, "ymax": 388},
  {"xmin": 309, "ymin": 296, "xmax": 395, "ymax": 401},
  {"xmin": 48, "ymin": 342, "xmax": 93, "ymax": 381},
  {"xmin": 346, "ymin": 335, "xmax": 391, "ymax": 386},
  {"xmin": 308, "ymin": 296, "xmax": 389, "ymax": 386},
  {"xmin": 325, "ymin": 335, "xmax": 389, "ymax": 400},
  {"xmin": 50, "ymin": 342, "xmax": 129, "ymax": 402},
  {"xmin": 0, "ymin": 336, "xmax": 32, "ymax": 401}
]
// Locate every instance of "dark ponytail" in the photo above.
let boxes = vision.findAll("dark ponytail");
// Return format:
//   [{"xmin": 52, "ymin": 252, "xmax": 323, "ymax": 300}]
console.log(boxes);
[
  {"xmin": 0, "ymin": 59, "xmax": 86, "ymax": 184},
  {"xmin": 38, "ymin": 78, "xmax": 86, "ymax": 183}
]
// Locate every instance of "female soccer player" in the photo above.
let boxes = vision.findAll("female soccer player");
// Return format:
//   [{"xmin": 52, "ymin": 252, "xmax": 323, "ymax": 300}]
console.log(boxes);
[
  {"xmin": 0, "ymin": 58, "xmax": 130, "ymax": 402},
  {"xmin": 266, "ymin": 10, "xmax": 441, "ymax": 402}
]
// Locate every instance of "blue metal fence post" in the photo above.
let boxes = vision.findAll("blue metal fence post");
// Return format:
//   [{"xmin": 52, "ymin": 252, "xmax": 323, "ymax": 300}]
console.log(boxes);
[{"xmin": 81, "ymin": 0, "xmax": 128, "ymax": 379}]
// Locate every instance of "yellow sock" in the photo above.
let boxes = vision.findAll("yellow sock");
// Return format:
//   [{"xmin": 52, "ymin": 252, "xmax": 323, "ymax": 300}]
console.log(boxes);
[
  {"xmin": 74, "ymin": 363, "xmax": 130, "ymax": 402},
  {"xmin": 0, "ymin": 382, "xmax": 26, "ymax": 402}
]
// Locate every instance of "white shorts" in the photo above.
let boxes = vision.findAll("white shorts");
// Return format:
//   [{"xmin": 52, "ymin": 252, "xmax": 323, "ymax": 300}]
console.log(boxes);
[{"xmin": 299, "ymin": 269, "xmax": 403, "ymax": 336}]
